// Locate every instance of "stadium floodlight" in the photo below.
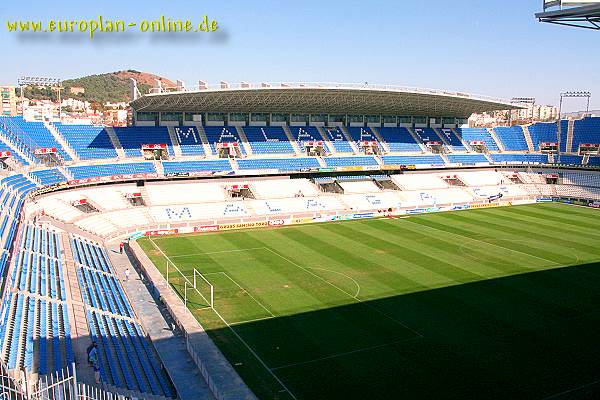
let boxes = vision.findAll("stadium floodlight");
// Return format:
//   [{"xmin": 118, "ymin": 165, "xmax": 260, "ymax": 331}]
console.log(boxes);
[
  {"xmin": 556, "ymin": 91, "xmax": 592, "ymax": 163},
  {"xmin": 536, "ymin": 0, "xmax": 600, "ymax": 29},
  {"xmin": 17, "ymin": 76, "xmax": 63, "ymax": 118}
]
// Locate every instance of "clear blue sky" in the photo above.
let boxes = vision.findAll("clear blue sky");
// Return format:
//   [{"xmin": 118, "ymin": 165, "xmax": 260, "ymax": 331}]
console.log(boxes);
[{"xmin": 1, "ymin": 0, "xmax": 598, "ymax": 110}]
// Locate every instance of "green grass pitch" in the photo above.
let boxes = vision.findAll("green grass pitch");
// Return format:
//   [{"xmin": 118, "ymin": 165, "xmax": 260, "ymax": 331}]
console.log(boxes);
[{"xmin": 138, "ymin": 203, "xmax": 600, "ymax": 400}]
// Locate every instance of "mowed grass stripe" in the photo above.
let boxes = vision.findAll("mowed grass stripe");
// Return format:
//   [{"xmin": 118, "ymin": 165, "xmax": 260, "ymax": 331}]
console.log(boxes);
[
  {"xmin": 268, "ymin": 227, "xmax": 435, "ymax": 296},
  {"xmin": 369, "ymin": 218, "xmax": 538, "ymax": 275},
  {"xmin": 476, "ymin": 207, "xmax": 600, "ymax": 243},
  {"xmin": 422, "ymin": 207, "xmax": 593, "ymax": 262},
  {"xmin": 442, "ymin": 210, "xmax": 600, "ymax": 262},
  {"xmin": 505, "ymin": 204, "xmax": 600, "ymax": 231},
  {"xmin": 320, "ymin": 220, "xmax": 513, "ymax": 282},
  {"xmin": 401, "ymin": 214, "xmax": 558, "ymax": 267},
  {"xmin": 501, "ymin": 206, "xmax": 600, "ymax": 239}
]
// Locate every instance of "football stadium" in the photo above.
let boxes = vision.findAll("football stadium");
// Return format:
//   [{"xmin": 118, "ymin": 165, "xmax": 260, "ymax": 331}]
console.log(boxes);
[
  {"xmin": 0, "ymin": 80, "xmax": 599, "ymax": 399},
  {"xmin": 0, "ymin": 2, "xmax": 600, "ymax": 398}
]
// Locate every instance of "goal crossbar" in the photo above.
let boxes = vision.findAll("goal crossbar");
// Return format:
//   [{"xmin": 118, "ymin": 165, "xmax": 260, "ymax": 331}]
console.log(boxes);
[{"xmin": 165, "ymin": 260, "xmax": 214, "ymax": 308}]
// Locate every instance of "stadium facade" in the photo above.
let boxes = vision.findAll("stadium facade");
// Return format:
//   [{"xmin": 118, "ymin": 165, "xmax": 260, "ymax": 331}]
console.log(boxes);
[{"xmin": 0, "ymin": 82, "xmax": 599, "ymax": 399}]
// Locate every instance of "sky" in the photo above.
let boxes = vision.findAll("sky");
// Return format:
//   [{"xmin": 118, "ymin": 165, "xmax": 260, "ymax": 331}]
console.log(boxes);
[{"xmin": 1, "ymin": 0, "xmax": 598, "ymax": 111}]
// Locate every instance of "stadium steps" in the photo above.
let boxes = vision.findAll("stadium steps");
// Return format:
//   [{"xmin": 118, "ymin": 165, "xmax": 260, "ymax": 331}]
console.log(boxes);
[
  {"xmin": 165, "ymin": 127, "xmax": 183, "ymax": 158},
  {"xmin": 58, "ymin": 166, "xmax": 74, "ymax": 181},
  {"xmin": 0, "ymin": 134, "xmax": 37, "ymax": 165},
  {"xmin": 439, "ymin": 152, "xmax": 450, "ymax": 164},
  {"xmin": 104, "ymin": 127, "xmax": 126, "ymax": 160},
  {"xmin": 487, "ymin": 128, "xmax": 506, "ymax": 151},
  {"xmin": 451, "ymin": 128, "xmax": 473, "ymax": 151},
  {"xmin": 566, "ymin": 120, "xmax": 575, "ymax": 153},
  {"xmin": 583, "ymin": 154, "xmax": 590, "ymax": 165},
  {"xmin": 432, "ymin": 127, "xmax": 452, "ymax": 150},
  {"xmin": 192, "ymin": 123, "xmax": 213, "ymax": 156},
  {"xmin": 44, "ymin": 122, "xmax": 80, "ymax": 162},
  {"xmin": 282, "ymin": 125, "xmax": 303, "ymax": 155},
  {"xmin": 234, "ymin": 126, "xmax": 254, "ymax": 155},
  {"xmin": 315, "ymin": 126, "xmax": 338, "ymax": 154},
  {"xmin": 316, "ymin": 156, "xmax": 327, "ymax": 168},
  {"xmin": 339, "ymin": 126, "xmax": 360, "ymax": 154},
  {"xmin": 3, "ymin": 157, "xmax": 24, "ymax": 172},
  {"xmin": 369, "ymin": 126, "xmax": 391, "ymax": 153},
  {"xmin": 407, "ymin": 128, "xmax": 428, "ymax": 152},
  {"xmin": 154, "ymin": 160, "xmax": 164, "ymax": 176},
  {"xmin": 522, "ymin": 125, "xmax": 535, "ymax": 152},
  {"xmin": 226, "ymin": 157, "xmax": 239, "ymax": 171}
]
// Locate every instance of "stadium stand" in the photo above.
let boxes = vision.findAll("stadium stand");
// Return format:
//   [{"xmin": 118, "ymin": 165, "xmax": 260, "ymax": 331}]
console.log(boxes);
[
  {"xmin": 289, "ymin": 126, "xmax": 322, "ymax": 143},
  {"xmin": 494, "ymin": 126, "xmax": 528, "ymax": 151},
  {"xmin": 67, "ymin": 162, "xmax": 156, "ymax": 179},
  {"xmin": 447, "ymin": 153, "xmax": 489, "ymax": 164},
  {"xmin": 53, "ymin": 124, "xmax": 118, "ymax": 160},
  {"xmin": 114, "ymin": 127, "xmax": 174, "ymax": 157},
  {"xmin": 572, "ymin": 117, "xmax": 600, "ymax": 149},
  {"xmin": 242, "ymin": 127, "xmax": 295, "ymax": 154},
  {"xmin": 203, "ymin": 126, "xmax": 246, "ymax": 154},
  {"xmin": 163, "ymin": 160, "xmax": 232, "ymax": 174},
  {"xmin": 377, "ymin": 127, "xmax": 422, "ymax": 152},
  {"xmin": 30, "ymin": 168, "xmax": 67, "ymax": 186},
  {"xmin": 324, "ymin": 156, "xmax": 379, "ymax": 167},
  {"xmin": 0, "ymin": 224, "xmax": 73, "ymax": 375},
  {"xmin": 237, "ymin": 157, "xmax": 320, "ymax": 171},
  {"xmin": 173, "ymin": 126, "xmax": 205, "ymax": 156},
  {"xmin": 321, "ymin": 127, "xmax": 354, "ymax": 153},
  {"xmin": 381, "ymin": 155, "xmax": 444, "ymax": 165},
  {"xmin": 9, "ymin": 118, "xmax": 72, "ymax": 161},
  {"xmin": 437, "ymin": 128, "xmax": 465, "ymax": 151},
  {"xmin": 456, "ymin": 128, "xmax": 499, "ymax": 151},
  {"xmin": 527, "ymin": 122, "xmax": 558, "ymax": 150},
  {"xmin": 71, "ymin": 236, "xmax": 173, "ymax": 396},
  {"xmin": 489, "ymin": 154, "xmax": 547, "ymax": 164}
]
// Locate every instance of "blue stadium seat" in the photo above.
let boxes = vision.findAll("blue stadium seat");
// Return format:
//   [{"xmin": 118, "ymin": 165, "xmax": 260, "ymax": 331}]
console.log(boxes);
[
  {"xmin": 377, "ymin": 127, "xmax": 421, "ymax": 152},
  {"xmin": 54, "ymin": 124, "xmax": 118, "ymax": 160},
  {"xmin": 243, "ymin": 126, "xmax": 294, "ymax": 154},
  {"xmin": 494, "ymin": 126, "xmax": 528, "ymax": 151}
]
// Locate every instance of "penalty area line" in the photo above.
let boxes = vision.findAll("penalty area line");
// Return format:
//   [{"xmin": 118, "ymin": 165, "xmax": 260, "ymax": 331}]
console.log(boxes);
[{"xmin": 148, "ymin": 239, "xmax": 299, "ymax": 400}]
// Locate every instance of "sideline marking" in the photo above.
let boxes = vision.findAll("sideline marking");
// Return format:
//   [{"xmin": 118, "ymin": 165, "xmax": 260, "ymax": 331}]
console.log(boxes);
[
  {"xmin": 271, "ymin": 336, "xmax": 422, "ymax": 371},
  {"xmin": 148, "ymin": 238, "xmax": 299, "ymax": 400},
  {"xmin": 169, "ymin": 247, "xmax": 266, "ymax": 258},
  {"xmin": 542, "ymin": 378, "xmax": 600, "ymax": 400}
]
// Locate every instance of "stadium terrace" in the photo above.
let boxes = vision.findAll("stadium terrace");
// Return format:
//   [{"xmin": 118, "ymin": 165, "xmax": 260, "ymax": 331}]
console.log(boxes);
[{"xmin": 0, "ymin": 82, "xmax": 599, "ymax": 399}]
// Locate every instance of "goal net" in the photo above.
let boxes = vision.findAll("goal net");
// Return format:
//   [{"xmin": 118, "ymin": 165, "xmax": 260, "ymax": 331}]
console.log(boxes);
[{"xmin": 164, "ymin": 260, "xmax": 214, "ymax": 309}]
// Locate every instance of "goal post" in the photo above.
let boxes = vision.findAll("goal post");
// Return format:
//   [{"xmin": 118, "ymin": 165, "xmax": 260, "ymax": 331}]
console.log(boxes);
[{"xmin": 164, "ymin": 259, "xmax": 214, "ymax": 309}]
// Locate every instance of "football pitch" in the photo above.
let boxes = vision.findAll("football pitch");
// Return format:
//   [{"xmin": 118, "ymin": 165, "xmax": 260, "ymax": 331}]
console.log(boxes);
[{"xmin": 138, "ymin": 203, "xmax": 600, "ymax": 400}]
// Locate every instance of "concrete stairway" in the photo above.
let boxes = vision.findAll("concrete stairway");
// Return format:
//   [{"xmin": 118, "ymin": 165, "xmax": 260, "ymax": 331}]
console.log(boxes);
[
  {"xmin": 282, "ymin": 125, "xmax": 303, "ymax": 155},
  {"xmin": 166, "ymin": 127, "xmax": 183, "ymax": 158},
  {"xmin": 487, "ymin": 128, "xmax": 505, "ymax": 151},
  {"xmin": 407, "ymin": 128, "xmax": 428, "ymax": 152},
  {"xmin": 234, "ymin": 126, "xmax": 253, "ymax": 156},
  {"xmin": 452, "ymin": 128, "xmax": 473, "ymax": 151},
  {"xmin": 104, "ymin": 127, "xmax": 126, "ymax": 160},
  {"xmin": 316, "ymin": 126, "xmax": 338, "ymax": 154},
  {"xmin": 522, "ymin": 125, "xmax": 535, "ymax": 152},
  {"xmin": 339, "ymin": 125, "xmax": 360, "ymax": 154},
  {"xmin": 0, "ymin": 134, "xmax": 37, "ymax": 165},
  {"xmin": 45, "ymin": 122, "xmax": 80, "ymax": 162},
  {"xmin": 566, "ymin": 120, "xmax": 575, "ymax": 153},
  {"xmin": 369, "ymin": 126, "xmax": 391, "ymax": 153},
  {"xmin": 191, "ymin": 123, "xmax": 213, "ymax": 156}
]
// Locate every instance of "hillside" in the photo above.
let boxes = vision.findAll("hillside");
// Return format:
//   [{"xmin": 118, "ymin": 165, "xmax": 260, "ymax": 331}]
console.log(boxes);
[{"xmin": 24, "ymin": 70, "xmax": 175, "ymax": 104}]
